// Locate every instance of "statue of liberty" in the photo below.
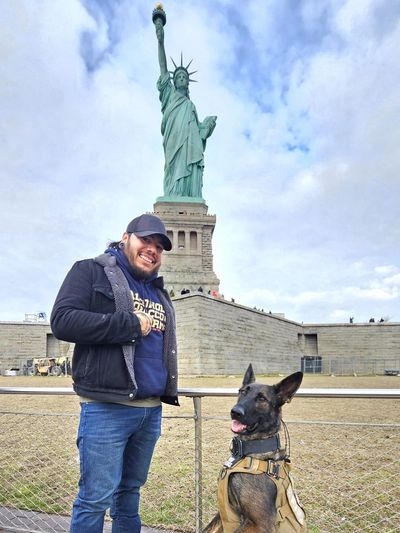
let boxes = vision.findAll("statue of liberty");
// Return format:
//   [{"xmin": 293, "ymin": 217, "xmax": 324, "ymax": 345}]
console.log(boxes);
[{"xmin": 153, "ymin": 5, "xmax": 217, "ymax": 200}]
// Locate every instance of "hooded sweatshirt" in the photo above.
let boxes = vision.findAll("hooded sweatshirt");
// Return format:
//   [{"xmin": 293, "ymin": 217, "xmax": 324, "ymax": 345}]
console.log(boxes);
[{"xmin": 107, "ymin": 247, "xmax": 167, "ymax": 399}]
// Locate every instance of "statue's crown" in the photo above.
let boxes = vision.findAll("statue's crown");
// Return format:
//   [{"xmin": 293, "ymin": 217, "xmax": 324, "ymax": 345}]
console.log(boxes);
[{"xmin": 170, "ymin": 53, "xmax": 197, "ymax": 83}]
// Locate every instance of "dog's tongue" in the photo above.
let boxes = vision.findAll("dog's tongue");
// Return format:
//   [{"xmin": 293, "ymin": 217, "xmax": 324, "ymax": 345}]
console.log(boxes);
[{"xmin": 231, "ymin": 420, "xmax": 247, "ymax": 433}]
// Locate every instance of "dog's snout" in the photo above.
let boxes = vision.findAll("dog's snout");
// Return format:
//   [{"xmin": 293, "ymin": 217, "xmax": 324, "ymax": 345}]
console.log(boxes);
[{"xmin": 231, "ymin": 404, "xmax": 245, "ymax": 419}]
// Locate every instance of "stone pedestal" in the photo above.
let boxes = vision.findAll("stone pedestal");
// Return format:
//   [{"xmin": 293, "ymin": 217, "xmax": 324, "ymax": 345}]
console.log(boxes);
[{"xmin": 153, "ymin": 200, "xmax": 220, "ymax": 295}]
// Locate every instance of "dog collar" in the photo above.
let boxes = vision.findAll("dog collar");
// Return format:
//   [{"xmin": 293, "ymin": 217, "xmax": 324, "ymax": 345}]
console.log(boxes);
[{"xmin": 226, "ymin": 434, "xmax": 281, "ymax": 467}]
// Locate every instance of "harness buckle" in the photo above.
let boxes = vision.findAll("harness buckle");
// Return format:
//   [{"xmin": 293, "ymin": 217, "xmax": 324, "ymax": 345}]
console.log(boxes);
[
  {"xmin": 224, "ymin": 437, "xmax": 245, "ymax": 468},
  {"xmin": 229, "ymin": 436, "xmax": 243, "ymax": 458},
  {"xmin": 267, "ymin": 460, "xmax": 280, "ymax": 479}
]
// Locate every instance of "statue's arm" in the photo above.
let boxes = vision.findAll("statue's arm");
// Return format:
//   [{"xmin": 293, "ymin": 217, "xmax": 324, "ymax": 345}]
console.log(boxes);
[{"xmin": 155, "ymin": 20, "xmax": 168, "ymax": 76}]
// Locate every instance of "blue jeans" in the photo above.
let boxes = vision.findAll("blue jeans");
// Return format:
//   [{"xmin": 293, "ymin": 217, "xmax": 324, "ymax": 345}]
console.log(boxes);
[{"xmin": 70, "ymin": 402, "xmax": 162, "ymax": 533}]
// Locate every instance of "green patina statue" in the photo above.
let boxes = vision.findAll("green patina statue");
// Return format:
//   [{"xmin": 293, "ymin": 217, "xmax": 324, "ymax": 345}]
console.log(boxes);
[{"xmin": 153, "ymin": 5, "xmax": 217, "ymax": 201}]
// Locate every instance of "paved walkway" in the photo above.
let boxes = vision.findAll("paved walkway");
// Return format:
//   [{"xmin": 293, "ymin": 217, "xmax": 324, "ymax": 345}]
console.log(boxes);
[{"xmin": 0, "ymin": 507, "xmax": 168, "ymax": 532}]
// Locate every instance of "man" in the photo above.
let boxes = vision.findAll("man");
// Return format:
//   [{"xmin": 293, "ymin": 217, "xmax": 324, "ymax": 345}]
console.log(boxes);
[{"xmin": 51, "ymin": 213, "xmax": 178, "ymax": 533}]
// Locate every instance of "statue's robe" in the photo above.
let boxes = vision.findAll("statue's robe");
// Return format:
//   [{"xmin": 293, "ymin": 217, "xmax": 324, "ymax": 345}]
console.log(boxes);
[{"xmin": 158, "ymin": 73, "xmax": 204, "ymax": 197}]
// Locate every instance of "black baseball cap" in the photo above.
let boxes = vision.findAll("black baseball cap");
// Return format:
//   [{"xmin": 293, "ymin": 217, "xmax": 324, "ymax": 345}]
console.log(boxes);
[{"xmin": 126, "ymin": 214, "xmax": 172, "ymax": 251}]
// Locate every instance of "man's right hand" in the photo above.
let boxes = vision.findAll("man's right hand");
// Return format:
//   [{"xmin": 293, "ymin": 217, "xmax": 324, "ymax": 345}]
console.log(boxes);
[{"xmin": 134, "ymin": 311, "xmax": 152, "ymax": 336}]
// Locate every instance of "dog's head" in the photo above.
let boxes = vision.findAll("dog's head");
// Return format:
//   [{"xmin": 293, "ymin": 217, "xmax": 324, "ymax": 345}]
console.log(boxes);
[{"xmin": 230, "ymin": 364, "xmax": 303, "ymax": 439}]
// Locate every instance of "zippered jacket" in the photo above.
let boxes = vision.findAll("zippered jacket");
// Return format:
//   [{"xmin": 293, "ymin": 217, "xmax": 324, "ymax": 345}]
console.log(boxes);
[{"xmin": 50, "ymin": 253, "xmax": 178, "ymax": 406}]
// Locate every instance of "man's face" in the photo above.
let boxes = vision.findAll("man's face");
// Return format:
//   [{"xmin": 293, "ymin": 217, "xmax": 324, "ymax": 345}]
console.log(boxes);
[{"xmin": 122, "ymin": 233, "xmax": 164, "ymax": 279}]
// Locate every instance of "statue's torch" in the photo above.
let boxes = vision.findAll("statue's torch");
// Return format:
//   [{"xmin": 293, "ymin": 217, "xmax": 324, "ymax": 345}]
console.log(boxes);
[{"xmin": 152, "ymin": 3, "xmax": 166, "ymax": 26}]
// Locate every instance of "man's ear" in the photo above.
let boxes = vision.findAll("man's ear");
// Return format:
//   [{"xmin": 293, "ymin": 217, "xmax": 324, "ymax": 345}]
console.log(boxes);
[
  {"xmin": 242, "ymin": 363, "xmax": 256, "ymax": 387},
  {"xmin": 273, "ymin": 372, "xmax": 303, "ymax": 406},
  {"xmin": 121, "ymin": 232, "xmax": 130, "ymax": 245}
]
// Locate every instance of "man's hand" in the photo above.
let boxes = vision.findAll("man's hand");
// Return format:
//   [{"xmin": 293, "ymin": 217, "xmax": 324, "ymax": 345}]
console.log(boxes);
[{"xmin": 134, "ymin": 311, "xmax": 152, "ymax": 336}]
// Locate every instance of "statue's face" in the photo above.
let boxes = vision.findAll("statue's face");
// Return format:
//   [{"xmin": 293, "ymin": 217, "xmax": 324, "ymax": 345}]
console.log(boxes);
[{"xmin": 174, "ymin": 71, "xmax": 189, "ymax": 90}]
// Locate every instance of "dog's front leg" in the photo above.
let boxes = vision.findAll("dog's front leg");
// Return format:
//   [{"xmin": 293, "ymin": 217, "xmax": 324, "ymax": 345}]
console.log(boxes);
[
  {"xmin": 202, "ymin": 512, "xmax": 223, "ymax": 533},
  {"xmin": 236, "ymin": 519, "xmax": 276, "ymax": 533}
]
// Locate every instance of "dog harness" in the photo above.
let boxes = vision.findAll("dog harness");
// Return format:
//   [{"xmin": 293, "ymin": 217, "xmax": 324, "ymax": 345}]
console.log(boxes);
[{"xmin": 217, "ymin": 456, "xmax": 306, "ymax": 532}]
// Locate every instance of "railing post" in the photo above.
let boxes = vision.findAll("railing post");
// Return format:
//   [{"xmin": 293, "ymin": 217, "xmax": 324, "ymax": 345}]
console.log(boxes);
[{"xmin": 193, "ymin": 396, "xmax": 203, "ymax": 533}]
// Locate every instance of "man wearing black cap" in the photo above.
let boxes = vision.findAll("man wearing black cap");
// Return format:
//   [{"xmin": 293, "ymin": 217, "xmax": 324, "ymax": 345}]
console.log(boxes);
[{"xmin": 51, "ymin": 213, "xmax": 178, "ymax": 533}]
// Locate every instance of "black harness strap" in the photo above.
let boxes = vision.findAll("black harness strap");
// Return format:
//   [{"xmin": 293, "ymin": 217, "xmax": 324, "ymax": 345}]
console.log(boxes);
[
  {"xmin": 227, "ymin": 434, "xmax": 281, "ymax": 466},
  {"xmin": 225, "ymin": 434, "xmax": 281, "ymax": 468}
]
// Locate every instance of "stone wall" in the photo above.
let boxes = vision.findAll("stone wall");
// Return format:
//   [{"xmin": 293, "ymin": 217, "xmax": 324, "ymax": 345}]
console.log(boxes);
[
  {"xmin": 174, "ymin": 295, "xmax": 400, "ymax": 375},
  {"xmin": 302, "ymin": 323, "xmax": 400, "ymax": 373},
  {"xmin": 201, "ymin": 226, "xmax": 214, "ymax": 271},
  {"xmin": 0, "ymin": 322, "xmax": 52, "ymax": 372},
  {"xmin": 175, "ymin": 294, "xmax": 304, "ymax": 375},
  {"xmin": 1, "ymin": 295, "xmax": 399, "ymax": 375}
]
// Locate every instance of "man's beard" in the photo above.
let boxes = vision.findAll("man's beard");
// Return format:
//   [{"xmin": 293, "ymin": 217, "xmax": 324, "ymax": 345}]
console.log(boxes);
[{"xmin": 128, "ymin": 261, "xmax": 157, "ymax": 281}]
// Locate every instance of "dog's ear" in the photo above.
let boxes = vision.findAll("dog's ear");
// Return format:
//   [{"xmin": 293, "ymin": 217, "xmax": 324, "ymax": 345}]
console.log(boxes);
[
  {"xmin": 242, "ymin": 363, "xmax": 256, "ymax": 386},
  {"xmin": 273, "ymin": 371, "xmax": 303, "ymax": 405}
]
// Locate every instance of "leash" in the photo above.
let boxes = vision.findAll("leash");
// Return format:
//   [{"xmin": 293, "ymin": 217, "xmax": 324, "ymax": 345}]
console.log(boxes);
[{"xmin": 281, "ymin": 420, "xmax": 291, "ymax": 458}]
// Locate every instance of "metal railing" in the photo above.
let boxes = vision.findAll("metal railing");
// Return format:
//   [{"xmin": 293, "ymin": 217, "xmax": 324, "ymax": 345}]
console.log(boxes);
[{"xmin": 0, "ymin": 387, "xmax": 399, "ymax": 533}]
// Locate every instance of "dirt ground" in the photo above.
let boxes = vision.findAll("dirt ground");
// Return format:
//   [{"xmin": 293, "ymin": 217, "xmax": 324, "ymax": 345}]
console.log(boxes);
[{"xmin": 0, "ymin": 374, "xmax": 399, "ymax": 532}]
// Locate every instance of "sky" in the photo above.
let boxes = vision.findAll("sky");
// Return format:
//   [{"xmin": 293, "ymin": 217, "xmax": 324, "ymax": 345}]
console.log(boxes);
[{"xmin": 1, "ymin": 0, "xmax": 399, "ymax": 325}]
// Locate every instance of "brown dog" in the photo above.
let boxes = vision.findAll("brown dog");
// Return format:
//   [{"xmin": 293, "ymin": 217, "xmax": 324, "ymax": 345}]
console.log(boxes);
[{"xmin": 203, "ymin": 364, "xmax": 306, "ymax": 533}]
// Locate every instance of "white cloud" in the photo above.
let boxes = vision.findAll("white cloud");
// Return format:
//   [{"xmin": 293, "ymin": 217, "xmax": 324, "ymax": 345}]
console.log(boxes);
[
  {"xmin": 383, "ymin": 273, "xmax": 400, "ymax": 287},
  {"xmin": 375, "ymin": 265, "xmax": 399, "ymax": 276},
  {"xmin": 330, "ymin": 308, "xmax": 354, "ymax": 321},
  {"xmin": 0, "ymin": 0, "xmax": 399, "ymax": 324}
]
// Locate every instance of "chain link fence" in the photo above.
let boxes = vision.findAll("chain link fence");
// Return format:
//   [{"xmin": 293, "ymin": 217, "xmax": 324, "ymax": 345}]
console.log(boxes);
[{"xmin": 0, "ymin": 390, "xmax": 399, "ymax": 532}]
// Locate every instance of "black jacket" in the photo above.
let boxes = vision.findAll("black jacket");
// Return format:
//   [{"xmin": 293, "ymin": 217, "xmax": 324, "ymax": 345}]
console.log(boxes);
[{"xmin": 51, "ymin": 253, "xmax": 178, "ymax": 405}]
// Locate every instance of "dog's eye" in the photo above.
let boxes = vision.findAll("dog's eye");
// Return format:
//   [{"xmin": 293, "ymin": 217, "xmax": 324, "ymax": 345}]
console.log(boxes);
[
  {"xmin": 257, "ymin": 394, "xmax": 267, "ymax": 402},
  {"xmin": 239, "ymin": 388, "xmax": 247, "ymax": 396}
]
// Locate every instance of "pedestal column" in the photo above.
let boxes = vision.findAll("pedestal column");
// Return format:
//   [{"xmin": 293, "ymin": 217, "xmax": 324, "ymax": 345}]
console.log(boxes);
[{"xmin": 153, "ymin": 201, "xmax": 220, "ymax": 294}]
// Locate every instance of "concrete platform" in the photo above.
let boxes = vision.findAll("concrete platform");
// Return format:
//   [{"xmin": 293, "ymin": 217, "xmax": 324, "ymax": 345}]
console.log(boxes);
[{"xmin": 0, "ymin": 506, "xmax": 169, "ymax": 532}]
